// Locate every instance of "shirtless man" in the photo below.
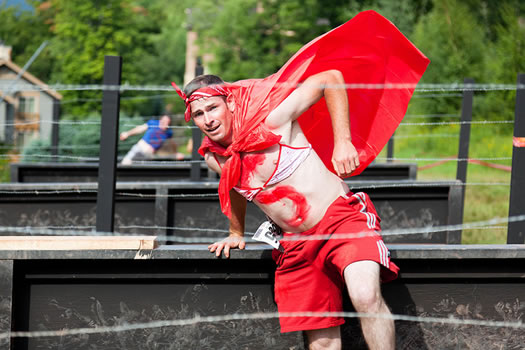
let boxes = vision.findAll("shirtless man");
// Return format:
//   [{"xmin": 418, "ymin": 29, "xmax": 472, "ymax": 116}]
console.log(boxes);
[{"xmin": 181, "ymin": 71, "xmax": 399, "ymax": 350}]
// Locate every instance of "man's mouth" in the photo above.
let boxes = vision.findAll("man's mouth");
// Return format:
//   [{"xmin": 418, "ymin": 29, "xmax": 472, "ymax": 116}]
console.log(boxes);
[{"xmin": 207, "ymin": 125, "xmax": 220, "ymax": 133}]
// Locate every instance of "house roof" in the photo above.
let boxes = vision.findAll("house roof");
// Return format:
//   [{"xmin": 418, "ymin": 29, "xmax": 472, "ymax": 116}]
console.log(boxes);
[
  {"xmin": 0, "ymin": 90, "xmax": 16, "ymax": 105},
  {"xmin": 0, "ymin": 59, "xmax": 62, "ymax": 100}
]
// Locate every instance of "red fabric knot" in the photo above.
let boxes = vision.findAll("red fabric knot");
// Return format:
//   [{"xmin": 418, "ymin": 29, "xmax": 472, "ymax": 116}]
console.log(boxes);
[{"xmin": 171, "ymin": 82, "xmax": 228, "ymax": 122}]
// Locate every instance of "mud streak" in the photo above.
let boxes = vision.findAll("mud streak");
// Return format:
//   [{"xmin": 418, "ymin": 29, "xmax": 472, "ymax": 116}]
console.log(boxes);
[
  {"xmin": 240, "ymin": 153, "xmax": 266, "ymax": 186},
  {"xmin": 256, "ymin": 185, "xmax": 311, "ymax": 227}
]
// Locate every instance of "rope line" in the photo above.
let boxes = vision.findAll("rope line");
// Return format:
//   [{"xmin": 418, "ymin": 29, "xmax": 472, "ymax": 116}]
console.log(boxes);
[
  {"xmin": 0, "ymin": 181, "xmax": 510, "ymax": 197},
  {"xmin": 0, "ymin": 311, "xmax": 522, "ymax": 340},
  {"xmin": 0, "ymin": 214, "xmax": 523, "ymax": 243},
  {"xmin": 4, "ymin": 153, "xmax": 512, "ymax": 163},
  {"xmin": 2, "ymin": 82, "xmax": 524, "ymax": 92},
  {"xmin": 400, "ymin": 120, "xmax": 513, "ymax": 126}
]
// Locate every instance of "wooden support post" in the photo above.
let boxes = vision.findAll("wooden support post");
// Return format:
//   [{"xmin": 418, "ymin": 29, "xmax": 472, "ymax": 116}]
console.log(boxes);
[
  {"xmin": 190, "ymin": 126, "xmax": 202, "ymax": 181},
  {"xmin": 96, "ymin": 56, "xmax": 122, "ymax": 233},
  {"xmin": 50, "ymin": 100, "xmax": 60, "ymax": 162},
  {"xmin": 508, "ymin": 73, "xmax": 525, "ymax": 244},
  {"xmin": 154, "ymin": 187, "xmax": 171, "ymax": 244},
  {"xmin": 0, "ymin": 260, "xmax": 13, "ymax": 350},
  {"xmin": 387, "ymin": 134, "xmax": 394, "ymax": 163},
  {"xmin": 452, "ymin": 78, "xmax": 474, "ymax": 241},
  {"xmin": 190, "ymin": 58, "xmax": 204, "ymax": 181}
]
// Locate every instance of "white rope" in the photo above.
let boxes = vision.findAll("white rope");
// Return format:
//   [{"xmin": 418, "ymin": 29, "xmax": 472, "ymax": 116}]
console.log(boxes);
[
  {"xmin": 0, "ymin": 311, "xmax": 522, "ymax": 340},
  {"xmin": 412, "ymin": 93, "xmax": 463, "ymax": 98},
  {"xmin": 2, "ymin": 82, "xmax": 525, "ymax": 93},
  {"xmin": 376, "ymin": 157, "xmax": 511, "ymax": 162},
  {"xmin": 59, "ymin": 93, "xmax": 177, "ymax": 104},
  {"xmin": 0, "ymin": 181, "xmax": 510, "ymax": 197},
  {"xmin": 3, "ymin": 153, "xmax": 512, "ymax": 164},
  {"xmin": 400, "ymin": 120, "xmax": 513, "ymax": 126},
  {"xmin": 392, "ymin": 133, "xmax": 458, "ymax": 139},
  {"xmin": 403, "ymin": 114, "xmax": 460, "ymax": 119},
  {"xmin": 0, "ymin": 214, "xmax": 523, "ymax": 243}
]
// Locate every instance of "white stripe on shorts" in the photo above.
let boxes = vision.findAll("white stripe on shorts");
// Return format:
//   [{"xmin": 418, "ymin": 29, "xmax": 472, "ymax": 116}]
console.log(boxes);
[
  {"xmin": 354, "ymin": 192, "xmax": 376, "ymax": 230},
  {"xmin": 376, "ymin": 240, "xmax": 390, "ymax": 268}
]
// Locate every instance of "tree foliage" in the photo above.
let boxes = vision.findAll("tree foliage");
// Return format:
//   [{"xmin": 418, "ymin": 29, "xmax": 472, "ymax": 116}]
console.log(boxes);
[{"xmin": 1, "ymin": 0, "xmax": 523, "ymax": 126}]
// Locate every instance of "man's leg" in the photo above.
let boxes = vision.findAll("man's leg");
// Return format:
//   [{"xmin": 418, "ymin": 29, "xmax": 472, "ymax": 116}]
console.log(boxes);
[
  {"xmin": 343, "ymin": 260, "xmax": 395, "ymax": 350},
  {"xmin": 305, "ymin": 326, "xmax": 341, "ymax": 350}
]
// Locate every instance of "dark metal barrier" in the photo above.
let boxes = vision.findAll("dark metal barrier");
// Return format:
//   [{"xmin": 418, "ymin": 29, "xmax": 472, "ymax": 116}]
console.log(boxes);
[
  {"xmin": 0, "ymin": 244, "xmax": 523, "ymax": 349},
  {"xmin": 10, "ymin": 162, "xmax": 417, "ymax": 183},
  {"xmin": 0, "ymin": 180, "xmax": 462, "ymax": 243}
]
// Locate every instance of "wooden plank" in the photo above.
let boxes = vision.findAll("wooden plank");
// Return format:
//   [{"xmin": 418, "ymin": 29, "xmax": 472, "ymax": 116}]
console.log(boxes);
[{"xmin": 0, "ymin": 236, "xmax": 157, "ymax": 250}]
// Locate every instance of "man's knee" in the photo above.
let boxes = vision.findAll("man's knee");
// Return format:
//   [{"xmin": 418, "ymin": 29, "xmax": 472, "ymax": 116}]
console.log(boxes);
[
  {"xmin": 348, "ymin": 284, "xmax": 383, "ymax": 312},
  {"xmin": 344, "ymin": 261, "xmax": 384, "ymax": 312},
  {"xmin": 306, "ymin": 326, "xmax": 341, "ymax": 350}
]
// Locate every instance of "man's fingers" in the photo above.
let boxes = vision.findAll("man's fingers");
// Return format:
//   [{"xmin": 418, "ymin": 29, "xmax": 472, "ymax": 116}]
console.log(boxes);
[
  {"xmin": 215, "ymin": 242, "xmax": 225, "ymax": 257},
  {"xmin": 239, "ymin": 240, "xmax": 246, "ymax": 250},
  {"xmin": 224, "ymin": 244, "xmax": 231, "ymax": 258}
]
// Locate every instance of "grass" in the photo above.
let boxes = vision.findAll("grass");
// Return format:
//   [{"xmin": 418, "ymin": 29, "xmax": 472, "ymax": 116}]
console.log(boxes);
[
  {"xmin": 382, "ymin": 122, "xmax": 513, "ymax": 244},
  {"xmin": 0, "ymin": 118, "xmax": 515, "ymax": 244}
]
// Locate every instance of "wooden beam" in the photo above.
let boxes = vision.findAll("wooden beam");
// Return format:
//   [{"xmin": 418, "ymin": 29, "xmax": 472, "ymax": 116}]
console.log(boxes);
[{"xmin": 0, "ymin": 236, "xmax": 157, "ymax": 250}]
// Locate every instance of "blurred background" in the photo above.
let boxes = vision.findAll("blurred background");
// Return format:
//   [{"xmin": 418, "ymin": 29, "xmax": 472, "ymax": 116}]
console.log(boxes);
[{"xmin": 0, "ymin": 0, "xmax": 524, "ymax": 243}]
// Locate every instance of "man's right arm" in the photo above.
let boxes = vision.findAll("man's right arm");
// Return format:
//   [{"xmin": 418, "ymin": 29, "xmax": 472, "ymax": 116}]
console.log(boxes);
[
  {"xmin": 119, "ymin": 124, "xmax": 148, "ymax": 141},
  {"xmin": 205, "ymin": 152, "xmax": 247, "ymax": 258},
  {"xmin": 208, "ymin": 188, "xmax": 247, "ymax": 258}
]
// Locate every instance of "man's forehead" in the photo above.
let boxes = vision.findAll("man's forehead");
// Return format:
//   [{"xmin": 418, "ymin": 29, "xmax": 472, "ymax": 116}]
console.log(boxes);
[{"xmin": 190, "ymin": 96, "xmax": 225, "ymax": 110}]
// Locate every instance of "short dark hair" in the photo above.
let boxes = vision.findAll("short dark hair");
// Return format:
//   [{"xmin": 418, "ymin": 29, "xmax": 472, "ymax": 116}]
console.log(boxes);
[{"xmin": 183, "ymin": 75, "xmax": 225, "ymax": 97}]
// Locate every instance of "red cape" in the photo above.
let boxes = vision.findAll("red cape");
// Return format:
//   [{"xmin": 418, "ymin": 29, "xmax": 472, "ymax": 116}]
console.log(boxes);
[{"xmin": 199, "ymin": 10, "xmax": 430, "ymax": 218}]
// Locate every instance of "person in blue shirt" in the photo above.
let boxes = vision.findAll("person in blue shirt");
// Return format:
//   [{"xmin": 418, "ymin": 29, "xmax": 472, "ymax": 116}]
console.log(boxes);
[{"xmin": 120, "ymin": 115, "xmax": 178, "ymax": 164}]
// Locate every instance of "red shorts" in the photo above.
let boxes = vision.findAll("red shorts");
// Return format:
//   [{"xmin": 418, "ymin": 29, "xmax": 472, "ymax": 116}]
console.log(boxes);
[{"xmin": 272, "ymin": 192, "xmax": 399, "ymax": 333}]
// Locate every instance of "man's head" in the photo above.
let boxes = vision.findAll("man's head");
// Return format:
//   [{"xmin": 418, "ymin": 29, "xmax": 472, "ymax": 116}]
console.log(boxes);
[
  {"xmin": 182, "ymin": 75, "xmax": 235, "ymax": 146},
  {"xmin": 159, "ymin": 115, "xmax": 171, "ymax": 130}
]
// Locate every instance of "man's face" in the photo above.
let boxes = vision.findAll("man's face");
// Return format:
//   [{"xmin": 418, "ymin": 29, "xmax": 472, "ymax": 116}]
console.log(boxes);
[
  {"xmin": 190, "ymin": 95, "xmax": 234, "ymax": 146},
  {"xmin": 159, "ymin": 116, "xmax": 171, "ymax": 130}
]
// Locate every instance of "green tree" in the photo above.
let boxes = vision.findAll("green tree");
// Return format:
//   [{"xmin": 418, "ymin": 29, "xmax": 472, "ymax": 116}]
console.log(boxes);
[
  {"xmin": 191, "ymin": 0, "xmax": 349, "ymax": 81},
  {"xmin": 0, "ymin": 1, "xmax": 54, "ymax": 82},
  {"xmin": 477, "ymin": 3, "xmax": 525, "ymax": 128},
  {"xmin": 411, "ymin": 0, "xmax": 487, "ymax": 117},
  {"xmin": 45, "ymin": 0, "xmax": 155, "ymax": 117}
]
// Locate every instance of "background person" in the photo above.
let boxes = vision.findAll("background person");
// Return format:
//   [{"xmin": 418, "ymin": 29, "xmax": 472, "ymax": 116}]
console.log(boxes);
[{"xmin": 119, "ymin": 115, "xmax": 182, "ymax": 164}]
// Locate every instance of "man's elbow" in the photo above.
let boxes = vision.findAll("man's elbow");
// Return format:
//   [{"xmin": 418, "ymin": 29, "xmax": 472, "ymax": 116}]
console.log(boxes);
[{"xmin": 324, "ymin": 70, "xmax": 344, "ymax": 85}]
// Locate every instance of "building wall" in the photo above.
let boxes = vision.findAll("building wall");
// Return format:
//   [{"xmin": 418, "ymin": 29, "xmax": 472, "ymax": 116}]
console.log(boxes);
[
  {"xmin": 0, "ymin": 101, "xmax": 6, "ymax": 143},
  {"xmin": 39, "ymin": 91, "xmax": 54, "ymax": 143},
  {"xmin": 0, "ymin": 67, "xmax": 57, "ymax": 148}
]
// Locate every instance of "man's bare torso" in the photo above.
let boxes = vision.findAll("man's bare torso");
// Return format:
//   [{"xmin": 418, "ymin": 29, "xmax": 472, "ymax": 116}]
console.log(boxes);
[{"xmin": 209, "ymin": 120, "xmax": 348, "ymax": 233}]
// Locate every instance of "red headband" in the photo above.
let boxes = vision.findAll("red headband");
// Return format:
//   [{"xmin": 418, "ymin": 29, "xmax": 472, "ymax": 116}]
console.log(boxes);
[{"xmin": 171, "ymin": 82, "xmax": 228, "ymax": 122}]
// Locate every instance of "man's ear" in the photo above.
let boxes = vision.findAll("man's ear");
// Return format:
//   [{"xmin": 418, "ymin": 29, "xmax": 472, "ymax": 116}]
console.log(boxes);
[{"xmin": 226, "ymin": 94, "xmax": 236, "ymax": 113}]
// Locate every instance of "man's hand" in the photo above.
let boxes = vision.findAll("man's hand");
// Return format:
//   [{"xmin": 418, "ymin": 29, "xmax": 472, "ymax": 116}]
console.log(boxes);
[
  {"xmin": 332, "ymin": 139, "xmax": 360, "ymax": 178},
  {"xmin": 208, "ymin": 234, "xmax": 246, "ymax": 258},
  {"xmin": 119, "ymin": 131, "xmax": 129, "ymax": 141}
]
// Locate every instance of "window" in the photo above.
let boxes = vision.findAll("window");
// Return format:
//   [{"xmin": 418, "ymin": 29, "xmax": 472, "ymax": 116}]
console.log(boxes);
[{"xmin": 19, "ymin": 97, "xmax": 35, "ymax": 114}]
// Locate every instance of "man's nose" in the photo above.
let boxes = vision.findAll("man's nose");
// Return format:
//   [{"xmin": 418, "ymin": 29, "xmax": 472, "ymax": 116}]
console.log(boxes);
[{"xmin": 203, "ymin": 112, "xmax": 214, "ymax": 125}]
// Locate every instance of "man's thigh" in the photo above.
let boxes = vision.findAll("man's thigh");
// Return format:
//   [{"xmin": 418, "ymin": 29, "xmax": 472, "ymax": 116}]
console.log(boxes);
[{"xmin": 343, "ymin": 260, "xmax": 380, "ymax": 288}]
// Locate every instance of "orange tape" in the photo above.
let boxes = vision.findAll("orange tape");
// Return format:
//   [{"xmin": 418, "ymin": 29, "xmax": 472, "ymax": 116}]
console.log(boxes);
[{"xmin": 513, "ymin": 137, "xmax": 525, "ymax": 147}]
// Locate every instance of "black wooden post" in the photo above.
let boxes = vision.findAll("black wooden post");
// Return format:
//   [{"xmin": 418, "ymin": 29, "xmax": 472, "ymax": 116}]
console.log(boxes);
[
  {"xmin": 453, "ymin": 77, "xmax": 474, "ymax": 241},
  {"xmin": 507, "ymin": 73, "xmax": 525, "ymax": 244},
  {"xmin": 190, "ymin": 58, "xmax": 204, "ymax": 181},
  {"xmin": 387, "ymin": 134, "xmax": 394, "ymax": 163},
  {"xmin": 190, "ymin": 126, "xmax": 202, "ymax": 181},
  {"xmin": 50, "ymin": 100, "xmax": 60, "ymax": 162},
  {"xmin": 96, "ymin": 56, "xmax": 122, "ymax": 233}
]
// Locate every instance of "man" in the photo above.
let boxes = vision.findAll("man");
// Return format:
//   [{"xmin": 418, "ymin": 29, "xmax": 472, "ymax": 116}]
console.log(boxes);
[
  {"xmin": 172, "ymin": 11, "xmax": 428, "ymax": 349},
  {"xmin": 119, "ymin": 115, "xmax": 182, "ymax": 165}
]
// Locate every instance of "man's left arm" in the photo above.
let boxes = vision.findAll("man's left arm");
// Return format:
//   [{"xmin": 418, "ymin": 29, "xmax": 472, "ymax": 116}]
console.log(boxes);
[{"xmin": 266, "ymin": 70, "xmax": 359, "ymax": 177}]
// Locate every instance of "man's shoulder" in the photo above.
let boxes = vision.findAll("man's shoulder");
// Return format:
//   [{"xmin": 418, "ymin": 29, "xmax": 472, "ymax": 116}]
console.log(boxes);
[{"xmin": 147, "ymin": 119, "xmax": 159, "ymax": 127}]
